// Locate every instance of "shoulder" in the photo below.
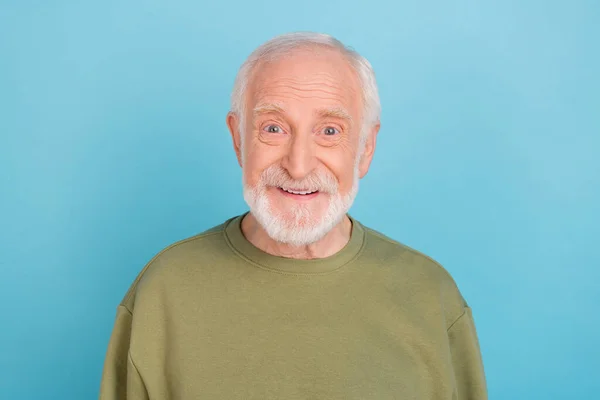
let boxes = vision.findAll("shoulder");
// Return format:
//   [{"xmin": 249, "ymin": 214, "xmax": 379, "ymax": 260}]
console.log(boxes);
[
  {"xmin": 361, "ymin": 223, "xmax": 453, "ymax": 281},
  {"xmin": 119, "ymin": 217, "xmax": 233, "ymax": 311},
  {"xmin": 359, "ymin": 221, "xmax": 468, "ymax": 325}
]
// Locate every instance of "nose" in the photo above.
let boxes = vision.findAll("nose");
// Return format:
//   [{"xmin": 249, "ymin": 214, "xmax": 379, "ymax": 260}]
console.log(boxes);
[{"xmin": 281, "ymin": 133, "xmax": 317, "ymax": 180}]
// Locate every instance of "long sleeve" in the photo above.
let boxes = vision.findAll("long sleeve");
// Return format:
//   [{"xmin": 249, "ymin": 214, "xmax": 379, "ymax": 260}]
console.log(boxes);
[
  {"xmin": 99, "ymin": 305, "xmax": 148, "ymax": 400},
  {"xmin": 448, "ymin": 307, "xmax": 488, "ymax": 400}
]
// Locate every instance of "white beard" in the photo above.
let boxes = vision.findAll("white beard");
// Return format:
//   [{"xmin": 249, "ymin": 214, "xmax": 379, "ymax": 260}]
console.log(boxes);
[{"xmin": 243, "ymin": 164, "xmax": 360, "ymax": 247}]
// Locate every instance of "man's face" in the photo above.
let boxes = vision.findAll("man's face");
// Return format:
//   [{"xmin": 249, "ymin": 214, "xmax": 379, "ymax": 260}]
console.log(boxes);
[{"xmin": 228, "ymin": 47, "xmax": 377, "ymax": 246}]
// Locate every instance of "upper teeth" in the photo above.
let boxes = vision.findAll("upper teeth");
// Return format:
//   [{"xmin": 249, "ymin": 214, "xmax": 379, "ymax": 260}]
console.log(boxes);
[{"xmin": 283, "ymin": 188, "xmax": 316, "ymax": 195}]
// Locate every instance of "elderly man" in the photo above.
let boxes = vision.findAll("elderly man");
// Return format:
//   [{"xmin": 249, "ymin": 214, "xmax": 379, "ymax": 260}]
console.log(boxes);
[{"xmin": 100, "ymin": 32, "xmax": 487, "ymax": 399}]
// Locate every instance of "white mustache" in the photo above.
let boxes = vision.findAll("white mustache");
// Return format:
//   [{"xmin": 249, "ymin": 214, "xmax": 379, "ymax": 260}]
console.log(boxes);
[{"xmin": 260, "ymin": 164, "xmax": 338, "ymax": 194}]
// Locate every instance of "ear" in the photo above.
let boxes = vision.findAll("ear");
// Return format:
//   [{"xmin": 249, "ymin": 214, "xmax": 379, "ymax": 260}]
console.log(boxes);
[
  {"xmin": 226, "ymin": 112, "xmax": 243, "ymax": 167},
  {"xmin": 358, "ymin": 123, "xmax": 380, "ymax": 179}
]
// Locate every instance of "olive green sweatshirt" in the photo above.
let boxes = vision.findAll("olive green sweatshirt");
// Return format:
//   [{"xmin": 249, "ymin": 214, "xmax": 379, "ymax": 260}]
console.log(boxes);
[{"xmin": 99, "ymin": 214, "xmax": 487, "ymax": 399}]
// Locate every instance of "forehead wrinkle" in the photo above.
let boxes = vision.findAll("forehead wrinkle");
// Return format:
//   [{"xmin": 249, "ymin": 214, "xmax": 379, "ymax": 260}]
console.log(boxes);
[
  {"xmin": 254, "ymin": 83, "xmax": 352, "ymax": 106},
  {"xmin": 250, "ymin": 71, "xmax": 362, "ymax": 122},
  {"xmin": 258, "ymin": 80, "xmax": 348, "ymax": 94},
  {"xmin": 256, "ymin": 70, "xmax": 359, "ymax": 88},
  {"xmin": 246, "ymin": 49, "xmax": 364, "ymax": 106},
  {"xmin": 276, "ymin": 75, "xmax": 357, "ymax": 91},
  {"xmin": 261, "ymin": 76, "xmax": 358, "ymax": 94}
]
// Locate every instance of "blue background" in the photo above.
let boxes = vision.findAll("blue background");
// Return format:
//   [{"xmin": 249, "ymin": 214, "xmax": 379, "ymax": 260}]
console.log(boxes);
[{"xmin": 1, "ymin": 1, "xmax": 598, "ymax": 399}]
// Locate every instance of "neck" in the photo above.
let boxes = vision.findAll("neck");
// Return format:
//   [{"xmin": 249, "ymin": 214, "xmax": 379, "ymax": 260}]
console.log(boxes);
[{"xmin": 241, "ymin": 212, "xmax": 352, "ymax": 260}]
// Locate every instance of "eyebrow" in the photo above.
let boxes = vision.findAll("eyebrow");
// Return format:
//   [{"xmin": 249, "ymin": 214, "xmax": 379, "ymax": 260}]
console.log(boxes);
[
  {"xmin": 315, "ymin": 107, "xmax": 353, "ymax": 123},
  {"xmin": 252, "ymin": 103, "xmax": 353, "ymax": 124},
  {"xmin": 253, "ymin": 103, "xmax": 285, "ymax": 116}
]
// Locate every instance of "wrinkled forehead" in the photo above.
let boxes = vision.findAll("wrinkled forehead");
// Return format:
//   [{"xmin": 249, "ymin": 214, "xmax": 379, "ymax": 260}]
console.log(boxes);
[{"xmin": 245, "ymin": 47, "xmax": 363, "ymax": 119}]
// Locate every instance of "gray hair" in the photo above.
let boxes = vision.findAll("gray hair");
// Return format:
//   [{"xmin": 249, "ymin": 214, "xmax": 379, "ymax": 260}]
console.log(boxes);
[{"xmin": 230, "ymin": 32, "xmax": 381, "ymax": 142}]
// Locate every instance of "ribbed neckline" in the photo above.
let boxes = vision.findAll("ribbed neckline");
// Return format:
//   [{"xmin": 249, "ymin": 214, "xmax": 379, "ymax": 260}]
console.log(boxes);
[{"xmin": 223, "ymin": 213, "xmax": 365, "ymax": 274}]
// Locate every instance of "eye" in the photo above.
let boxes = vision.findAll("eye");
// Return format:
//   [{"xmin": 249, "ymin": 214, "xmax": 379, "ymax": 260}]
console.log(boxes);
[
  {"xmin": 263, "ymin": 124, "xmax": 283, "ymax": 133},
  {"xmin": 323, "ymin": 126, "xmax": 340, "ymax": 136}
]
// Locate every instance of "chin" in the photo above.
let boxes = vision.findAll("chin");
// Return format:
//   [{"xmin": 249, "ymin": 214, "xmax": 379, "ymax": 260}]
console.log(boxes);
[
  {"xmin": 269, "ymin": 216, "xmax": 338, "ymax": 246},
  {"xmin": 244, "ymin": 189, "xmax": 351, "ymax": 247},
  {"xmin": 259, "ymin": 204, "xmax": 334, "ymax": 246}
]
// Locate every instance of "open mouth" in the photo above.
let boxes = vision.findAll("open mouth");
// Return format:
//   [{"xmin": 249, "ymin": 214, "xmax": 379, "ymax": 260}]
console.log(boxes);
[{"xmin": 277, "ymin": 187, "xmax": 320, "ymax": 197}]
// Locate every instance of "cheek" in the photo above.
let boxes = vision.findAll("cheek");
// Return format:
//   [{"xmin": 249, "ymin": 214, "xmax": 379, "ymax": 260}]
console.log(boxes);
[
  {"xmin": 320, "ymin": 149, "xmax": 358, "ymax": 193},
  {"xmin": 242, "ymin": 160, "xmax": 262, "ymax": 187},
  {"xmin": 337, "ymin": 167, "xmax": 357, "ymax": 193},
  {"xmin": 242, "ymin": 144, "xmax": 280, "ymax": 186}
]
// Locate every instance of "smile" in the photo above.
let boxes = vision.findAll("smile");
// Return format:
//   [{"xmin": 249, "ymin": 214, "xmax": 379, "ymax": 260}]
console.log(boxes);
[
  {"xmin": 281, "ymin": 188, "xmax": 318, "ymax": 195},
  {"xmin": 277, "ymin": 187, "xmax": 320, "ymax": 198}
]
